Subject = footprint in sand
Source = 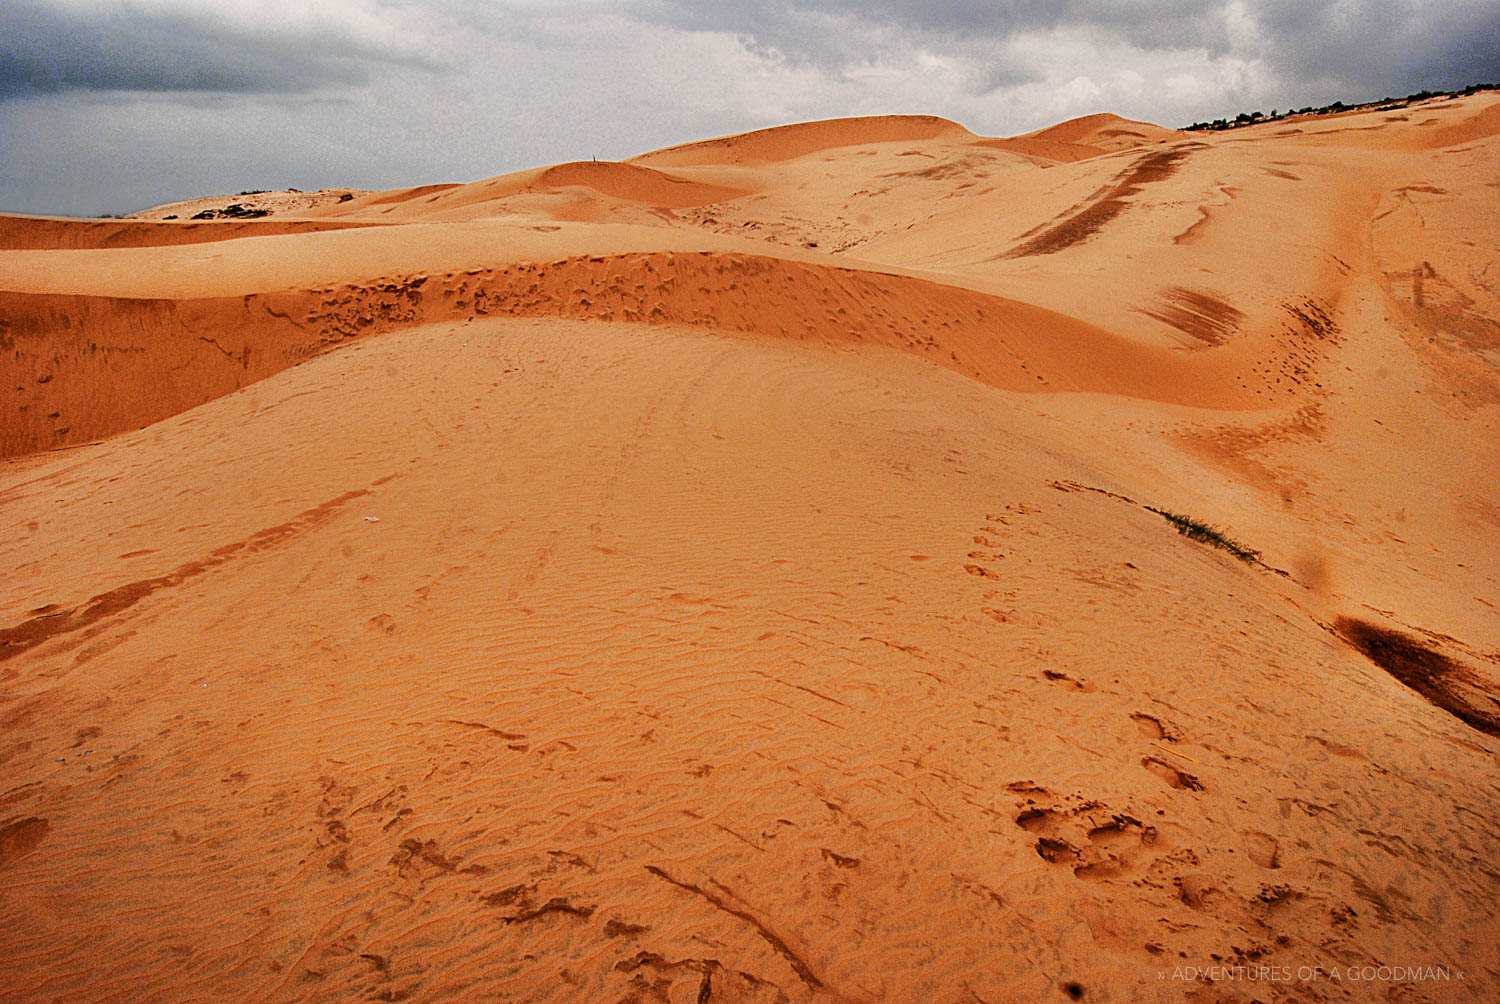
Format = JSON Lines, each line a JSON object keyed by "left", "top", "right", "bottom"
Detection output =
{"left": 1013, "top": 793, "right": 1162, "bottom": 882}
{"left": 1141, "top": 756, "right": 1204, "bottom": 791}
{"left": 1130, "top": 712, "right": 1166, "bottom": 739}
{"left": 0, "top": 817, "right": 49, "bottom": 868}
{"left": 1042, "top": 668, "right": 1095, "bottom": 693}
{"left": 1244, "top": 830, "right": 1280, "bottom": 869}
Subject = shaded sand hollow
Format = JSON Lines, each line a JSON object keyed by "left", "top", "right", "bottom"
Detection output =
{"left": 2, "top": 101, "right": 1499, "bottom": 1002}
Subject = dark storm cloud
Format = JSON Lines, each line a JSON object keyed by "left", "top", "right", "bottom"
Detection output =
{"left": 638, "top": 0, "right": 1233, "bottom": 61}
{"left": 639, "top": 0, "right": 1498, "bottom": 97}
{"left": 0, "top": 0, "right": 429, "bottom": 99}
{"left": 1252, "top": 0, "right": 1500, "bottom": 98}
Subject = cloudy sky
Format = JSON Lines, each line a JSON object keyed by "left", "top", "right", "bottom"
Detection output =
{"left": 2, "top": 0, "right": 1496, "bottom": 216}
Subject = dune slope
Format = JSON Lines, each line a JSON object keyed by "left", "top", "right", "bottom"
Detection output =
{"left": 2, "top": 94, "right": 1498, "bottom": 1003}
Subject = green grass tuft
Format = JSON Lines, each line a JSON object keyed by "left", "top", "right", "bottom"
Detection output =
{"left": 1146, "top": 508, "right": 1261, "bottom": 564}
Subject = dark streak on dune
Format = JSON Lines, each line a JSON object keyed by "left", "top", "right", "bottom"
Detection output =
{"left": 1335, "top": 617, "right": 1500, "bottom": 737}
{"left": 0, "top": 480, "right": 392, "bottom": 663}
{"left": 1137, "top": 287, "right": 1246, "bottom": 346}
{"left": 1283, "top": 299, "right": 1340, "bottom": 342}
{"left": 1002, "top": 147, "right": 1191, "bottom": 257}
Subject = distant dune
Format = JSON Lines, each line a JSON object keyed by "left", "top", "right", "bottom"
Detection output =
{"left": 0, "top": 213, "right": 380, "bottom": 251}
{"left": 2, "top": 95, "right": 1498, "bottom": 1003}
{"left": 629, "top": 113, "right": 973, "bottom": 166}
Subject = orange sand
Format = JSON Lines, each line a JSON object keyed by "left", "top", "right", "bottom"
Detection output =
{"left": 2, "top": 94, "right": 1498, "bottom": 1002}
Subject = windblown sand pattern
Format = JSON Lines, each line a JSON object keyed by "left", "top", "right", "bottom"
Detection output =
{"left": 2, "top": 96, "right": 1499, "bottom": 1002}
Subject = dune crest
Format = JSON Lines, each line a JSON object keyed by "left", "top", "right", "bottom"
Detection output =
{"left": 3, "top": 247, "right": 1319, "bottom": 456}
{"left": 630, "top": 113, "right": 972, "bottom": 166}
{"left": 1026, "top": 111, "right": 1183, "bottom": 148}
{"left": 0, "top": 214, "right": 379, "bottom": 251}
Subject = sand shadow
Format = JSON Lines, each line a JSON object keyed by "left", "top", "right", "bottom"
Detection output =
{"left": 1334, "top": 617, "right": 1500, "bottom": 738}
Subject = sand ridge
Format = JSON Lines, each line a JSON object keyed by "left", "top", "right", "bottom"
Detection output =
{"left": 0, "top": 214, "right": 383, "bottom": 251}
{"left": 628, "top": 113, "right": 974, "bottom": 167}
{"left": 2, "top": 248, "right": 1300, "bottom": 456}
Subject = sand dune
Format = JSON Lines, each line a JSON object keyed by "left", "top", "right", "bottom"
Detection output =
{"left": 2, "top": 94, "right": 1498, "bottom": 1003}
{"left": 494, "top": 162, "right": 747, "bottom": 209}
{"left": 1414, "top": 99, "right": 1500, "bottom": 149}
{"left": 630, "top": 114, "right": 973, "bottom": 166}
{"left": 1023, "top": 112, "right": 1182, "bottom": 150}
{"left": 2, "top": 249, "right": 1299, "bottom": 456}
{"left": 336, "top": 162, "right": 753, "bottom": 223}
{"left": 0, "top": 214, "right": 379, "bottom": 251}
{"left": 973, "top": 112, "right": 1184, "bottom": 164}
{"left": 128, "top": 188, "right": 373, "bottom": 223}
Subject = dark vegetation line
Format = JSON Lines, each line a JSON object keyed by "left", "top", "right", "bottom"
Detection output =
{"left": 1048, "top": 480, "right": 1268, "bottom": 568}
{"left": 1184, "top": 81, "right": 1499, "bottom": 132}
{"left": 1144, "top": 507, "right": 1262, "bottom": 564}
